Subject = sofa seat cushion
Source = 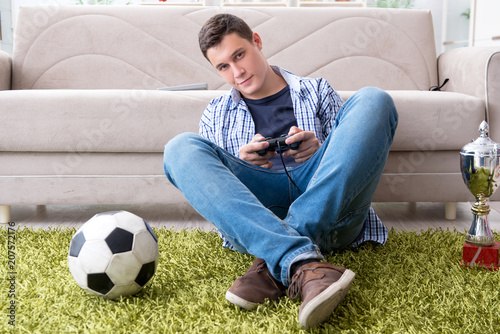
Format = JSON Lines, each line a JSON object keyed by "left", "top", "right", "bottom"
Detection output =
{"left": 0, "top": 152, "right": 164, "bottom": 177}
{"left": 1, "top": 89, "right": 484, "bottom": 153}
{"left": 0, "top": 89, "right": 222, "bottom": 153}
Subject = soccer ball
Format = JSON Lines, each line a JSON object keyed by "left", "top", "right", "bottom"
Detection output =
{"left": 68, "top": 210, "right": 159, "bottom": 299}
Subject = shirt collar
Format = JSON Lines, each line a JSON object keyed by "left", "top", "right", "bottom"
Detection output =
{"left": 229, "top": 65, "right": 302, "bottom": 105}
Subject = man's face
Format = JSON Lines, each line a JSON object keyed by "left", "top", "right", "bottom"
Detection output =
{"left": 206, "top": 32, "right": 271, "bottom": 100}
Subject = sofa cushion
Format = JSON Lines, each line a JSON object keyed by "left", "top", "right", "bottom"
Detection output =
{"left": 0, "top": 89, "right": 221, "bottom": 153}
{"left": 0, "top": 89, "right": 483, "bottom": 153}
{"left": 0, "top": 152, "right": 163, "bottom": 177}
{"left": 12, "top": 6, "right": 437, "bottom": 91}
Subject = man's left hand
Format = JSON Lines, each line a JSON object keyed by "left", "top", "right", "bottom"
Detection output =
{"left": 283, "top": 126, "right": 321, "bottom": 163}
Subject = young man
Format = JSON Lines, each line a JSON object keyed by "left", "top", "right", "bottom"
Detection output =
{"left": 163, "top": 13, "right": 398, "bottom": 329}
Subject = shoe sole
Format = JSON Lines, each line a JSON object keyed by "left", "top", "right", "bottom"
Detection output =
{"left": 298, "top": 269, "right": 356, "bottom": 330}
{"left": 225, "top": 290, "right": 258, "bottom": 310}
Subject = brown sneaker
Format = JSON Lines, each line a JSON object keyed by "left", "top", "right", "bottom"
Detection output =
{"left": 225, "top": 258, "right": 286, "bottom": 310}
{"left": 287, "top": 262, "right": 355, "bottom": 329}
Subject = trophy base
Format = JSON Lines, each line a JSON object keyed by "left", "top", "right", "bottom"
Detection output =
{"left": 464, "top": 234, "right": 496, "bottom": 247}
{"left": 461, "top": 241, "right": 500, "bottom": 270}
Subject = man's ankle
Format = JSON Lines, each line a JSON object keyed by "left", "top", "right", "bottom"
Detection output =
{"left": 290, "top": 258, "right": 320, "bottom": 277}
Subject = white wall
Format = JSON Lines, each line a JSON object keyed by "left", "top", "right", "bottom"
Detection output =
{"left": 442, "top": 0, "right": 470, "bottom": 52}
{"left": 414, "top": 0, "right": 443, "bottom": 53}
{"left": 472, "top": 0, "right": 500, "bottom": 47}
{"left": 0, "top": 0, "right": 14, "bottom": 54}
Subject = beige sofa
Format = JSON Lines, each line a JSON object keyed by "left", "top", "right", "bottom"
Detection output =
{"left": 1, "top": 5, "right": 500, "bottom": 223}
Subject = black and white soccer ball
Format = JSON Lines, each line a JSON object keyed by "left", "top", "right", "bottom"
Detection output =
{"left": 68, "top": 211, "right": 159, "bottom": 300}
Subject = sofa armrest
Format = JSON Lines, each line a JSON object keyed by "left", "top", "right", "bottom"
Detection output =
{"left": 438, "top": 47, "right": 500, "bottom": 139}
{"left": 0, "top": 50, "right": 12, "bottom": 90}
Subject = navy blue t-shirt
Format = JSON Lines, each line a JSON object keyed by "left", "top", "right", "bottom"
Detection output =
{"left": 243, "top": 86, "right": 299, "bottom": 170}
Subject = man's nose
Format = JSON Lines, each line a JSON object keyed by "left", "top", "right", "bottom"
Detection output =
{"left": 232, "top": 64, "right": 245, "bottom": 78}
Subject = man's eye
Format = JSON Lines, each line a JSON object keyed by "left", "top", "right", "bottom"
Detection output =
{"left": 236, "top": 52, "right": 244, "bottom": 59}
{"left": 219, "top": 64, "right": 228, "bottom": 71}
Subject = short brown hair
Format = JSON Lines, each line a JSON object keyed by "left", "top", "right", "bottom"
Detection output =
{"left": 198, "top": 13, "right": 254, "bottom": 60}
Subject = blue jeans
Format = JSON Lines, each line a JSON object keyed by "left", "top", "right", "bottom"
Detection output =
{"left": 163, "top": 87, "right": 398, "bottom": 285}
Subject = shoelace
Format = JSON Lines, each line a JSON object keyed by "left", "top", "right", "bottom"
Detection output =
{"left": 287, "top": 269, "right": 305, "bottom": 299}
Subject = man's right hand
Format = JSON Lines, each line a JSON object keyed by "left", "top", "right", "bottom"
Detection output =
{"left": 239, "top": 134, "right": 277, "bottom": 169}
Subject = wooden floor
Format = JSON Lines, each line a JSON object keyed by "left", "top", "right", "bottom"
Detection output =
{"left": 5, "top": 202, "right": 500, "bottom": 233}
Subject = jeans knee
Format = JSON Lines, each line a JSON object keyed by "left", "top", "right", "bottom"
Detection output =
{"left": 164, "top": 133, "right": 198, "bottom": 157}
{"left": 163, "top": 132, "right": 200, "bottom": 176}
{"left": 359, "top": 86, "right": 391, "bottom": 105}
{"left": 358, "top": 87, "right": 398, "bottom": 124}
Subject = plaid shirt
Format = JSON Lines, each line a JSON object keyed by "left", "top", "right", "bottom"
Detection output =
{"left": 199, "top": 66, "right": 388, "bottom": 249}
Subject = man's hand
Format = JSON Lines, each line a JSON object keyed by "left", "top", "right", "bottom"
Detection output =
{"left": 239, "top": 133, "right": 277, "bottom": 169}
{"left": 283, "top": 126, "right": 321, "bottom": 163}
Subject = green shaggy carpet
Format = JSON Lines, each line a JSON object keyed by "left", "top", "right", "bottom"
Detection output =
{"left": 1, "top": 226, "right": 499, "bottom": 333}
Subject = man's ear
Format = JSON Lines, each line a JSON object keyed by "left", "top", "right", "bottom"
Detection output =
{"left": 252, "top": 32, "right": 263, "bottom": 50}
